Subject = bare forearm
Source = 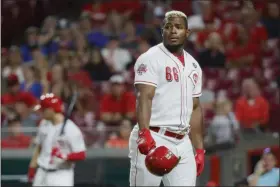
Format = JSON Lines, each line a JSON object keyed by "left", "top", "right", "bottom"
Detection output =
{"left": 137, "top": 95, "right": 152, "bottom": 130}
{"left": 29, "top": 145, "right": 41, "bottom": 168}
{"left": 190, "top": 105, "right": 204, "bottom": 149}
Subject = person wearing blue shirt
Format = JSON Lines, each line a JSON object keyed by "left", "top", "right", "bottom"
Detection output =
{"left": 248, "top": 148, "right": 279, "bottom": 186}
{"left": 20, "top": 66, "right": 43, "bottom": 99}
{"left": 20, "top": 27, "right": 48, "bottom": 63}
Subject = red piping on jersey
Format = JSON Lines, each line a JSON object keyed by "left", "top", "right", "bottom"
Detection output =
{"left": 67, "top": 151, "right": 86, "bottom": 161}
{"left": 134, "top": 81, "right": 157, "bottom": 86}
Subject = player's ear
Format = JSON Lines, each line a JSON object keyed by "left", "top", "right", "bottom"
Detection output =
{"left": 186, "top": 29, "right": 191, "bottom": 38}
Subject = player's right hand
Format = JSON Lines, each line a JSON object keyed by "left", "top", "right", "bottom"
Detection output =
{"left": 137, "top": 128, "right": 156, "bottom": 155}
{"left": 28, "top": 167, "right": 36, "bottom": 182}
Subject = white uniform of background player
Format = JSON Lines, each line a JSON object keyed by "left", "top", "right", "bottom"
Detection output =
{"left": 129, "top": 42, "right": 202, "bottom": 186}
{"left": 32, "top": 119, "right": 86, "bottom": 186}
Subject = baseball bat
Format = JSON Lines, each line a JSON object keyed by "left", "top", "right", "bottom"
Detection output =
{"left": 59, "top": 89, "right": 79, "bottom": 136}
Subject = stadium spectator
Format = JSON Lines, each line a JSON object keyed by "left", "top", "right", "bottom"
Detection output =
{"left": 38, "top": 16, "right": 57, "bottom": 57}
{"left": 105, "top": 119, "right": 132, "bottom": 149}
{"left": 120, "top": 20, "right": 139, "bottom": 54}
{"left": 2, "top": 46, "right": 24, "bottom": 83}
{"left": 20, "top": 65, "right": 43, "bottom": 99}
{"left": 81, "top": 0, "right": 107, "bottom": 25}
{"left": 101, "top": 36, "right": 132, "bottom": 73}
{"left": 20, "top": 26, "right": 48, "bottom": 63}
{"left": 79, "top": 12, "right": 109, "bottom": 48}
{"left": 104, "top": 10, "right": 124, "bottom": 37}
{"left": 1, "top": 74, "right": 36, "bottom": 109}
{"left": 200, "top": 74, "right": 215, "bottom": 111}
{"left": 83, "top": 48, "right": 113, "bottom": 81}
{"left": 67, "top": 52, "right": 92, "bottom": 86}
{"left": 71, "top": 84, "right": 99, "bottom": 140}
{"left": 226, "top": 26, "right": 261, "bottom": 67}
{"left": 247, "top": 148, "right": 279, "bottom": 186}
{"left": 261, "top": 2, "right": 280, "bottom": 39}
{"left": 49, "top": 64, "right": 68, "bottom": 98}
{"left": 39, "top": 16, "right": 57, "bottom": 44}
{"left": 50, "top": 19, "right": 74, "bottom": 56}
{"left": 235, "top": 79, "right": 269, "bottom": 132}
{"left": 189, "top": 1, "right": 221, "bottom": 46}
{"left": 209, "top": 100, "right": 239, "bottom": 145}
{"left": 1, "top": 112, "right": 32, "bottom": 149}
{"left": 14, "top": 92, "right": 38, "bottom": 128}
{"left": 198, "top": 32, "right": 226, "bottom": 68}
{"left": 100, "top": 75, "right": 136, "bottom": 125}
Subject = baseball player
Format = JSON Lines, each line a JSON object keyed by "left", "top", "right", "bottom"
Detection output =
{"left": 129, "top": 10, "right": 205, "bottom": 186}
{"left": 27, "top": 93, "right": 86, "bottom": 186}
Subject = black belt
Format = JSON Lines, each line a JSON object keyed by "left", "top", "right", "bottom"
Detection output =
{"left": 38, "top": 165, "right": 58, "bottom": 172}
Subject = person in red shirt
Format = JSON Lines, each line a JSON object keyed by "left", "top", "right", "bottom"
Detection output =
{"left": 1, "top": 112, "right": 32, "bottom": 149}
{"left": 82, "top": 0, "right": 107, "bottom": 26}
{"left": 226, "top": 26, "right": 261, "bottom": 67}
{"left": 1, "top": 74, "right": 22, "bottom": 106}
{"left": 100, "top": 75, "right": 136, "bottom": 125}
{"left": 68, "top": 52, "right": 92, "bottom": 86}
{"left": 235, "top": 78, "right": 269, "bottom": 132}
{"left": 105, "top": 119, "right": 132, "bottom": 149}
{"left": 1, "top": 74, "right": 37, "bottom": 116}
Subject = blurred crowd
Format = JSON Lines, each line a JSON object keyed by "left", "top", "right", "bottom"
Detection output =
{"left": 1, "top": 0, "right": 280, "bottom": 151}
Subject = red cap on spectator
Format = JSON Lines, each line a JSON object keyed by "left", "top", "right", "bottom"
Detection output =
{"left": 16, "top": 92, "right": 37, "bottom": 108}
{"left": 1, "top": 95, "right": 15, "bottom": 105}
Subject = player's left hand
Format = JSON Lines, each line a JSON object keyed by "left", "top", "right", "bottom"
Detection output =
{"left": 51, "top": 147, "right": 66, "bottom": 160}
{"left": 27, "top": 167, "right": 36, "bottom": 182}
{"left": 195, "top": 149, "right": 205, "bottom": 176}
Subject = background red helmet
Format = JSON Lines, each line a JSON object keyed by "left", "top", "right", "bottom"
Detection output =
{"left": 145, "top": 146, "right": 180, "bottom": 176}
{"left": 35, "top": 93, "right": 64, "bottom": 113}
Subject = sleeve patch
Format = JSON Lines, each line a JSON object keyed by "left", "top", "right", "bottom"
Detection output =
{"left": 137, "top": 64, "right": 148, "bottom": 75}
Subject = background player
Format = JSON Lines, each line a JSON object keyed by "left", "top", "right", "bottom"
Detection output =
{"left": 27, "top": 93, "right": 86, "bottom": 186}
{"left": 129, "top": 10, "right": 205, "bottom": 186}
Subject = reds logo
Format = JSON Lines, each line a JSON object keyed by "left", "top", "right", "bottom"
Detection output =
{"left": 137, "top": 64, "right": 147, "bottom": 75}
{"left": 188, "top": 70, "right": 199, "bottom": 87}
{"left": 193, "top": 73, "right": 198, "bottom": 84}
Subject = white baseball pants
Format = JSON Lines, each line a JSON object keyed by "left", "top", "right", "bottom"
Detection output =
{"left": 32, "top": 167, "right": 74, "bottom": 186}
{"left": 129, "top": 125, "right": 197, "bottom": 186}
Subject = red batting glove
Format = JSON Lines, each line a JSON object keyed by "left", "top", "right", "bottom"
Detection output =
{"left": 195, "top": 149, "right": 205, "bottom": 176}
{"left": 137, "top": 128, "right": 156, "bottom": 155}
{"left": 28, "top": 167, "right": 36, "bottom": 182}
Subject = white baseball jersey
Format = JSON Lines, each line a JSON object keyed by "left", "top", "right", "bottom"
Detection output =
{"left": 35, "top": 119, "right": 86, "bottom": 170}
{"left": 134, "top": 43, "right": 202, "bottom": 132}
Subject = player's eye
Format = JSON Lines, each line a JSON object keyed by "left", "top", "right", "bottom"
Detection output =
{"left": 164, "top": 25, "right": 172, "bottom": 29}
{"left": 175, "top": 25, "right": 184, "bottom": 29}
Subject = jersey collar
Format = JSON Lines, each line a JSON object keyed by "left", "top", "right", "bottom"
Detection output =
{"left": 157, "top": 43, "right": 187, "bottom": 69}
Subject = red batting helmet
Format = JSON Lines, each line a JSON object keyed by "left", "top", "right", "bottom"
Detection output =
{"left": 145, "top": 146, "right": 180, "bottom": 176}
{"left": 34, "top": 93, "right": 63, "bottom": 113}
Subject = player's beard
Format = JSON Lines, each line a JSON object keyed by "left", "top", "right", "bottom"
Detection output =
{"left": 165, "top": 43, "right": 184, "bottom": 54}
